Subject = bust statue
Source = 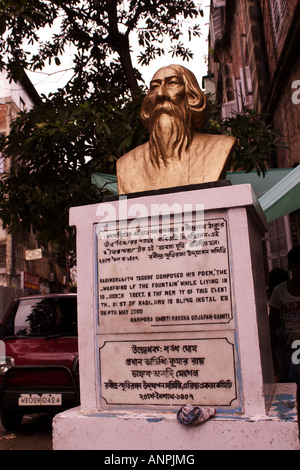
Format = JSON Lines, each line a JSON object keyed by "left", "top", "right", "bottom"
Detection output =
{"left": 116, "top": 64, "right": 236, "bottom": 194}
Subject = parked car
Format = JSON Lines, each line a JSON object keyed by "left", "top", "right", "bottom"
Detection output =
{"left": 0, "top": 293, "right": 79, "bottom": 430}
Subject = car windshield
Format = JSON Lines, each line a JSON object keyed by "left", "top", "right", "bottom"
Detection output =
{"left": 4, "top": 297, "right": 77, "bottom": 337}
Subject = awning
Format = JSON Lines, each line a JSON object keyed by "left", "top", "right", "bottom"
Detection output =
{"left": 91, "top": 172, "right": 118, "bottom": 195}
{"left": 258, "top": 165, "right": 300, "bottom": 222}
{"left": 91, "top": 167, "right": 300, "bottom": 222}
{"left": 226, "top": 168, "right": 293, "bottom": 198}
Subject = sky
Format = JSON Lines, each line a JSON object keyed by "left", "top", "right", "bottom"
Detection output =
{"left": 131, "top": 0, "right": 211, "bottom": 88}
{"left": 27, "top": 0, "right": 211, "bottom": 96}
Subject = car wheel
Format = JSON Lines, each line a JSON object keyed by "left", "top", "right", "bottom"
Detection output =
{"left": 1, "top": 410, "right": 24, "bottom": 430}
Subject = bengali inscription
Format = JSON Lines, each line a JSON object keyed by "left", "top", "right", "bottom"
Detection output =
{"left": 96, "top": 217, "right": 232, "bottom": 332}
{"left": 100, "top": 338, "right": 237, "bottom": 406}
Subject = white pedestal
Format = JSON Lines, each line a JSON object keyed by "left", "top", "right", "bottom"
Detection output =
{"left": 52, "top": 184, "right": 299, "bottom": 450}
{"left": 53, "top": 383, "right": 299, "bottom": 450}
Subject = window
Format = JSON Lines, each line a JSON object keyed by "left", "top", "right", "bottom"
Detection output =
{"left": 265, "top": 216, "right": 292, "bottom": 272}
{"left": 0, "top": 132, "right": 5, "bottom": 173}
{"left": 11, "top": 297, "right": 77, "bottom": 337}
{"left": 213, "top": 0, "right": 225, "bottom": 7}
{"left": 280, "top": 0, "right": 287, "bottom": 16}
{"left": 0, "top": 155, "right": 4, "bottom": 173}
{"left": 210, "top": 8, "right": 224, "bottom": 49}
{"left": 19, "top": 97, "right": 25, "bottom": 111}
{"left": 0, "top": 244, "right": 6, "bottom": 269}
{"left": 270, "top": 0, "right": 287, "bottom": 36}
{"left": 239, "top": 66, "right": 253, "bottom": 109}
{"left": 221, "top": 101, "right": 237, "bottom": 119}
{"left": 15, "top": 245, "right": 24, "bottom": 272}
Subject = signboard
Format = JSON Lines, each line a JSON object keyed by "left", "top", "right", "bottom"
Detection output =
{"left": 23, "top": 271, "right": 40, "bottom": 292}
{"left": 97, "top": 217, "right": 232, "bottom": 333}
{"left": 100, "top": 337, "right": 237, "bottom": 407}
{"left": 25, "top": 248, "right": 42, "bottom": 260}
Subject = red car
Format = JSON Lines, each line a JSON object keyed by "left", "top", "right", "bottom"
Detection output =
{"left": 0, "top": 294, "right": 79, "bottom": 430}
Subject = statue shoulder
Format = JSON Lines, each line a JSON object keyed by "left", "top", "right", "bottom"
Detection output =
{"left": 193, "top": 132, "right": 236, "bottom": 149}
{"left": 188, "top": 132, "right": 236, "bottom": 184}
{"left": 191, "top": 132, "right": 236, "bottom": 161}
{"left": 117, "top": 141, "right": 150, "bottom": 168}
{"left": 116, "top": 141, "right": 150, "bottom": 194}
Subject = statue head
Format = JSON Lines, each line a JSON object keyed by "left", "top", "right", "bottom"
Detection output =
{"left": 140, "top": 64, "right": 210, "bottom": 168}
{"left": 141, "top": 64, "right": 209, "bottom": 131}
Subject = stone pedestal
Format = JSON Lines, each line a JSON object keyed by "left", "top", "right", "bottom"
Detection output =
{"left": 52, "top": 183, "right": 299, "bottom": 450}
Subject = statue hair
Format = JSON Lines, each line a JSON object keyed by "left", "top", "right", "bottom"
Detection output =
{"left": 140, "top": 64, "right": 210, "bottom": 131}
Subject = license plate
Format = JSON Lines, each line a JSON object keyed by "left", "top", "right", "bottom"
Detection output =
{"left": 18, "top": 393, "right": 62, "bottom": 406}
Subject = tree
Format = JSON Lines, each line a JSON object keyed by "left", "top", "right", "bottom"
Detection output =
{"left": 0, "top": 1, "right": 287, "bottom": 265}
{"left": 0, "top": 0, "right": 204, "bottom": 259}
{"left": 0, "top": 88, "right": 148, "bottom": 252}
{"left": 205, "top": 105, "right": 287, "bottom": 177}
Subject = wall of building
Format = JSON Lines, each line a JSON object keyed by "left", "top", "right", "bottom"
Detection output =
{"left": 272, "top": 53, "right": 300, "bottom": 168}
{"left": 0, "top": 71, "right": 37, "bottom": 111}
{"left": 0, "top": 73, "right": 68, "bottom": 293}
{"left": 260, "top": 0, "right": 298, "bottom": 78}
{"left": 209, "top": 0, "right": 300, "bottom": 167}
{"left": 208, "top": 0, "right": 300, "bottom": 268}
{"left": 259, "top": 0, "right": 300, "bottom": 168}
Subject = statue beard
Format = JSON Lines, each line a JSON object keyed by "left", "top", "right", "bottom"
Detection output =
{"left": 148, "top": 99, "right": 193, "bottom": 169}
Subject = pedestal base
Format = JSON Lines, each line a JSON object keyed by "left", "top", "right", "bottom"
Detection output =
{"left": 52, "top": 383, "right": 299, "bottom": 450}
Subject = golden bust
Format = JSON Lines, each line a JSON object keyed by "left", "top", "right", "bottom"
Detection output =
{"left": 117, "top": 64, "right": 236, "bottom": 194}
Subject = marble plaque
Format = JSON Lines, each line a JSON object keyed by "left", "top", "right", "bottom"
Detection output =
{"left": 96, "top": 216, "right": 232, "bottom": 333}
{"left": 100, "top": 336, "right": 237, "bottom": 407}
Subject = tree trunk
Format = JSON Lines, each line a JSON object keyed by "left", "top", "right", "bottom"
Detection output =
{"left": 118, "top": 39, "right": 140, "bottom": 95}
{"left": 108, "top": 31, "right": 140, "bottom": 96}
{"left": 105, "top": 0, "right": 140, "bottom": 96}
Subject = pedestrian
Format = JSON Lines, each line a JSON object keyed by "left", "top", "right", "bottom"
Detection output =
{"left": 268, "top": 267, "right": 289, "bottom": 381}
{"left": 269, "top": 246, "right": 300, "bottom": 388}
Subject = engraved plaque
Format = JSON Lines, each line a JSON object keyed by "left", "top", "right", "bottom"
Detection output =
{"left": 96, "top": 216, "right": 232, "bottom": 334}
{"left": 100, "top": 337, "right": 237, "bottom": 407}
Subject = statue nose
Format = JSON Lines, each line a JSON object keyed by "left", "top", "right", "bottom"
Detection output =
{"left": 156, "top": 84, "right": 170, "bottom": 101}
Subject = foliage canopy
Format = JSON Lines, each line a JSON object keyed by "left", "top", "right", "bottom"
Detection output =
{"left": 0, "top": 0, "right": 203, "bottom": 94}
{"left": 0, "top": 1, "right": 287, "bottom": 261}
{"left": 0, "top": 0, "right": 204, "bottom": 257}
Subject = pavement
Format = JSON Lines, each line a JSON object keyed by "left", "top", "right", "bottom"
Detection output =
{"left": 0, "top": 413, "right": 53, "bottom": 450}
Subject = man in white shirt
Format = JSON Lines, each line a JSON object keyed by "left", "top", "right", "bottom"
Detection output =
{"left": 269, "top": 246, "right": 300, "bottom": 382}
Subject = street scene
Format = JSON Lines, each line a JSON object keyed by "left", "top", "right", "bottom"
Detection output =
{"left": 0, "top": 0, "right": 300, "bottom": 451}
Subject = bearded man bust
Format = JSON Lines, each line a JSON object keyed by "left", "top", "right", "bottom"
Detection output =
{"left": 116, "top": 64, "right": 236, "bottom": 195}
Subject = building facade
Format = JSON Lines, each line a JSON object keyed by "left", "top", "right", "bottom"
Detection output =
{"left": 0, "top": 71, "right": 67, "bottom": 295}
{"left": 208, "top": 0, "right": 300, "bottom": 272}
